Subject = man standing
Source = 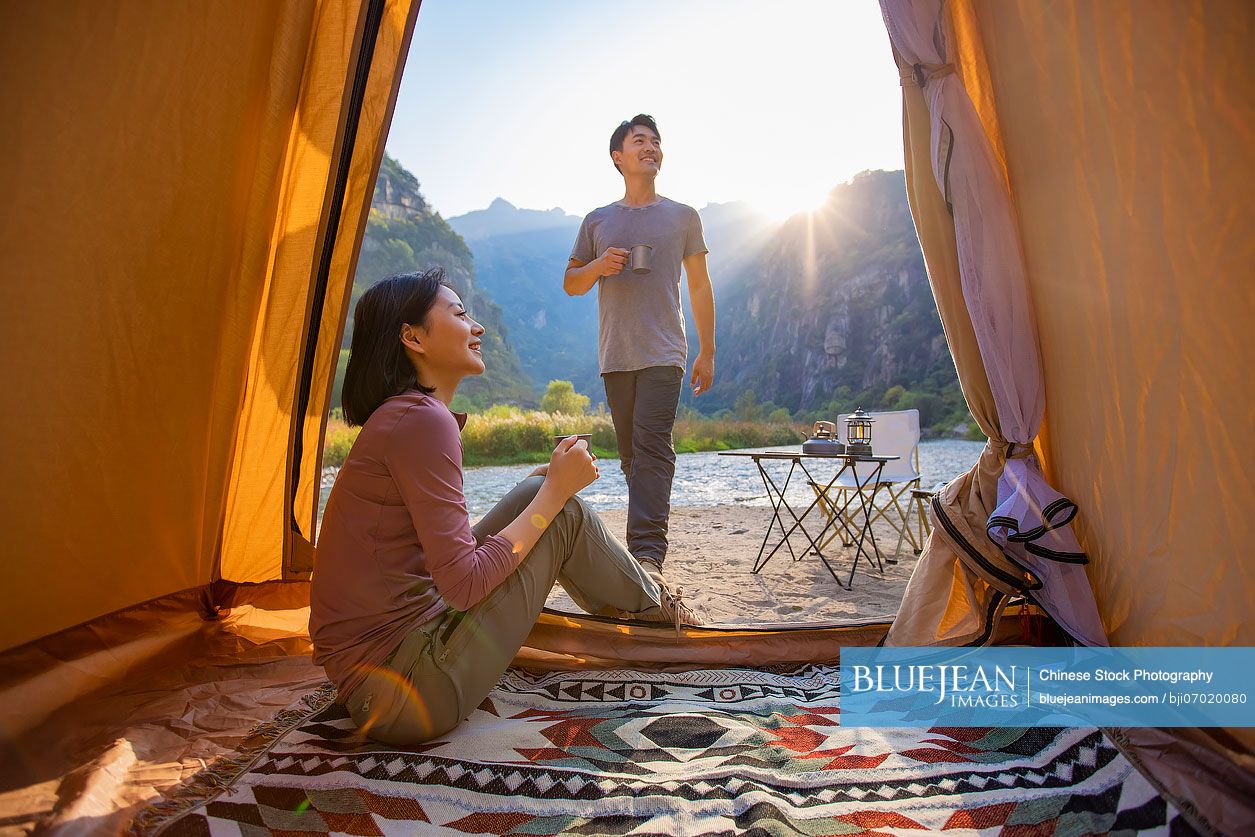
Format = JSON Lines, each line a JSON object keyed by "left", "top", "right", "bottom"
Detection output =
{"left": 564, "top": 114, "right": 716, "bottom": 586}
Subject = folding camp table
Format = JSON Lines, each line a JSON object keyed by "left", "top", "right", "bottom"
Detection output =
{"left": 718, "top": 450, "right": 899, "bottom": 590}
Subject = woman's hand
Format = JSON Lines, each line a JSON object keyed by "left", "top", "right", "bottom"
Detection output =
{"left": 492, "top": 439, "right": 598, "bottom": 567}
{"left": 543, "top": 435, "right": 599, "bottom": 499}
{"left": 528, "top": 463, "right": 549, "bottom": 477}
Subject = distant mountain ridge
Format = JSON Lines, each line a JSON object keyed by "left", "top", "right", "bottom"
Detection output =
{"left": 449, "top": 198, "right": 580, "bottom": 241}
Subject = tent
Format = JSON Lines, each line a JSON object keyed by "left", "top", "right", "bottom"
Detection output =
{"left": 1, "top": 0, "right": 1251, "bottom": 832}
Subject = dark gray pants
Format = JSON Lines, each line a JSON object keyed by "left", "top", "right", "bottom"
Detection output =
{"left": 602, "top": 365, "right": 683, "bottom": 566}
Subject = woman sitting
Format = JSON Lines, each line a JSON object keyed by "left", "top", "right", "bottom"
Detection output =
{"left": 310, "top": 268, "right": 699, "bottom": 745}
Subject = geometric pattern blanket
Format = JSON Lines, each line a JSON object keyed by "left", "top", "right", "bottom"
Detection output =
{"left": 134, "top": 666, "right": 1195, "bottom": 836}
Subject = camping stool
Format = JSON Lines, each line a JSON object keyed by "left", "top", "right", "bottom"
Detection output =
{"left": 910, "top": 487, "right": 935, "bottom": 540}
{"left": 891, "top": 487, "right": 936, "bottom": 560}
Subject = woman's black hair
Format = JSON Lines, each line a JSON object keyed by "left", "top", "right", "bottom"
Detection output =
{"left": 341, "top": 268, "right": 447, "bottom": 426}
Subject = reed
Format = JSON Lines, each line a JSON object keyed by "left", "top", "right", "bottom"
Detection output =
{"left": 321, "top": 409, "right": 806, "bottom": 468}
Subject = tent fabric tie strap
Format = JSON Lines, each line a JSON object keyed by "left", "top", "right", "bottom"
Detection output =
{"left": 902, "top": 62, "right": 955, "bottom": 88}
{"left": 991, "top": 439, "right": 1036, "bottom": 461}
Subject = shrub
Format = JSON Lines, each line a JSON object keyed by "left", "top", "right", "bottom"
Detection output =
{"left": 540, "top": 380, "right": 590, "bottom": 415}
{"left": 322, "top": 419, "right": 359, "bottom": 468}
{"left": 461, "top": 410, "right": 616, "bottom": 465}
{"left": 896, "top": 390, "right": 944, "bottom": 426}
{"left": 322, "top": 408, "right": 808, "bottom": 468}
{"left": 482, "top": 403, "right": 521, "bottom": 419}
{"left": 590, "top": 423, "right": 619, "bottom": 452}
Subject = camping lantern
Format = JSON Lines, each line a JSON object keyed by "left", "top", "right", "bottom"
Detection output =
{"left": 846, "top": 409, "right": 874, "bottom": 455}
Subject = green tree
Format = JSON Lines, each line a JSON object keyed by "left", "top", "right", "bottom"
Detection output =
{"left": 734, "top": 389, "right": 764, "bottom": 422}
{"left": 541, "top": 380, "right": 590, "bottom": 415}
{"left": 767, "top": 407, "right": 793, "bottom": 424}
{"left": 896, "top": 390, "right": 944, "bottom": 426}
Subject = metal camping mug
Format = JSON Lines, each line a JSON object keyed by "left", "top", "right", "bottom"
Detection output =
{"left": 628, "top": 244, "right": 653, "bottom": 275}
{"left": 553, "top": 433, "right": 593, "bottom": 449}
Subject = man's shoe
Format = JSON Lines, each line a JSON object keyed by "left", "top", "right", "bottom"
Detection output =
{"left": 636, "top": 555, "right": 665, "bottom": 586}
{"left": 630, "top": 556, "right": 703, "bottom": 633}
{"left": 656, "top": 584, "right": 703, "bottom": 634}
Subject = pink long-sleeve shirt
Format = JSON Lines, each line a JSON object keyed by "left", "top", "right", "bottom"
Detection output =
{"left": 310, "top": 390, "right": 516, "bottom": 697}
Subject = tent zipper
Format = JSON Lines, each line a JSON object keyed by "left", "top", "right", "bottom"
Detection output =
{"left": 287, "top": 0, "right": 388, "bottom": 546}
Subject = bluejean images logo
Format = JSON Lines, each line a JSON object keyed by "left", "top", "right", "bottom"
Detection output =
{"left": 851, "top": 662, "right": 1022, "bottom": 709}
{"left": 841, "top": 647, "right": 1255, "bottom": 728}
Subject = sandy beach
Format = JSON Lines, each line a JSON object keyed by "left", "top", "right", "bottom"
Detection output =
{"left": 544, "top": 504, "right": 924, "bottom": 627}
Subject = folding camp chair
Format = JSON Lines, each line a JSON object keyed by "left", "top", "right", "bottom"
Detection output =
{"left": 809, "top": 409, "right": 931, "bottom": 560}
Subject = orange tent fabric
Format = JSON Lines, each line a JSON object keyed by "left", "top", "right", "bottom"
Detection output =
{"left": 0, "top": 0, "right": 418, "bottom": 651}
{"left": 888, "top": 0, "right": 1254, "bottom": 653}
{"left": 955, "top": 0, "right": 1254, "bottom": 648}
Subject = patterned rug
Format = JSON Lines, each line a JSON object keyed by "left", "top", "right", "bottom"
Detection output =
{"left": 135, "top": 666, "right": 1195, "bottom": 836}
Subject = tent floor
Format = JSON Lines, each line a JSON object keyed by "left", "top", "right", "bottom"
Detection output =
{"left": 0, "top": 606, "right": 323, "bottom": 834}
{"left": 1, "top": 605, "right": 1251, "bottom": 835}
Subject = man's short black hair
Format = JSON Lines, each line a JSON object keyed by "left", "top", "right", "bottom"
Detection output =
{"left": 609, "top": 114, "right": 660, "bottom": 173}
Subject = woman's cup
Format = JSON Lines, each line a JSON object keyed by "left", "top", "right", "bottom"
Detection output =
{"left": 553, "top": 433, "right": 592, "bottom": 450}
{"left": 629, "top": 244, "right": 653, "bottom": 275}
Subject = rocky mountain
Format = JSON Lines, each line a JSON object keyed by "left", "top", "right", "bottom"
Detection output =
{"left": 692, "top": 200, "right": 779, "bottom": 281}
{"left": 702, "top": 170, "right": 967, "bottom": 433}
{"left": 334, "top": 155, "right": 533, "bottom": 411}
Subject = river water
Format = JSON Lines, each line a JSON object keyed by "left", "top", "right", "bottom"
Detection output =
{"left": 320, "top": 439, "right": 983, "bottom": 519}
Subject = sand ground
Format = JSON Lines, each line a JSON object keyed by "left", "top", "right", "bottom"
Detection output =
{"left": 544, "top": 504, "right": 927, "bottom": 627}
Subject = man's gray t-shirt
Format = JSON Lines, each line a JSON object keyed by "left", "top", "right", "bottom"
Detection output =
{"left": 570, "top": 197, "right": 707, "bottom": 374}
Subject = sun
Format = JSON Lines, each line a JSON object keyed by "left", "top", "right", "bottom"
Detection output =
{"left": 750, "top": 181, "right": 835, "bottom": 223}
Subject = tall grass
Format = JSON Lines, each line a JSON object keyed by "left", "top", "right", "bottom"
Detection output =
{"left": 322, "top": 409, "right": 806, "bottom": 468}
{"left": 672, "top": 418, "right": 804, "bottom": 454}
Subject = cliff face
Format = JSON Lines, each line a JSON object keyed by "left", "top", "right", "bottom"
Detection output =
{"left": 337, "top": 155, "right": 533, "bottom": 410}
{"left": 702, "top": 171, "right": 964, "bottom": 430}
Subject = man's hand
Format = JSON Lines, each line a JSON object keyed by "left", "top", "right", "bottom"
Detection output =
{"left": 690, "top": 350, "right": 714, "bottom": 396}
{"left": 564, "top": 248, "right": 629, "bottom": 296}
{"left": 683, "top": 252, "right": 716, "bottom": 396}
{"left": 528, "top": 463, "right": 549, "bottom": 478}
{"left": 596, "top": 247, "right": 629, "bottom": 277}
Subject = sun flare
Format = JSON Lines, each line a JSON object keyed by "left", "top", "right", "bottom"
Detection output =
{"left": 750, "top": 182, "right": 834, "bottom": 223}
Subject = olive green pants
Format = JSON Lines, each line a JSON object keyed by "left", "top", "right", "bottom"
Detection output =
{"left": 343, "top": 476, "right": 662, "bottom": 745}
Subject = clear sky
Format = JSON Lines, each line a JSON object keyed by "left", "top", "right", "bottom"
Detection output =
{"left": 386, "top": 0, "right": 905, "bottom": 220}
